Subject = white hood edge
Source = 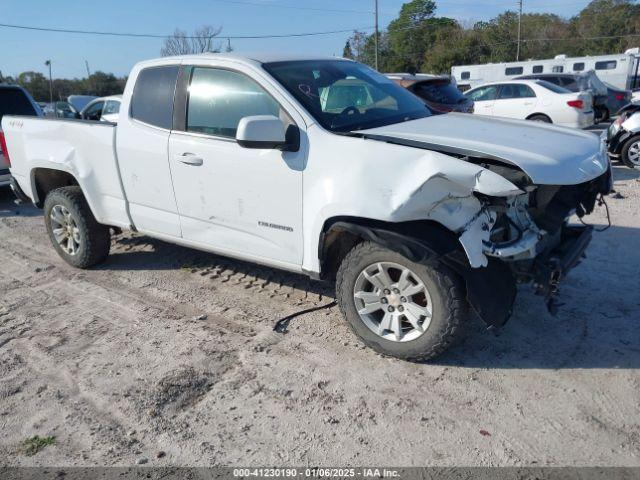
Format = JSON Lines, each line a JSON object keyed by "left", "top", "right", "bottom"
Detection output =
{"left": 358, "top": 113, "right": 609, "bottom": 186}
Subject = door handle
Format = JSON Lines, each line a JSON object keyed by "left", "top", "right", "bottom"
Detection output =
{"left": 175, "top": 152, "right": 203, "bottom": 166}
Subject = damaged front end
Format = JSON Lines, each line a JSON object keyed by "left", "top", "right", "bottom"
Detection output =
{"left": 351, "top": 120, "right": 612, "bottom": 331}
{"left": 462, "top": 158, "right": 612, "bottom": 322}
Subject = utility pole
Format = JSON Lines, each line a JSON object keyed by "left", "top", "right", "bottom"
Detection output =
{"left": 516, "top": 0, "right": 523, "bottom": 61}
{"left": 85, "top": 60, "right": 91, "bottom": 77}
{"left": 374, "top": 0, "right": 379, "bottom": 70}
{"left": 45, "top": 60, "right": 53, "bottom": 104}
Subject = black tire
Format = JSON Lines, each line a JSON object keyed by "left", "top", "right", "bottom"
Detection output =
{"left": 527, "top": 114, "right": 552, "bottom": 123}
{"left": 594, "top": 105, "right": 607, "bottom": 124}
{"left": 335, "top": 242, "right": 468, "bottom": 362}
{"left": 620, "top": 135, "right": 640, "bottom": 169}
{"left": 600, "top": 107, "right": 610, "bottom": 123}
{"left": 43, "top": 186, "right": 111, "bottom": 268}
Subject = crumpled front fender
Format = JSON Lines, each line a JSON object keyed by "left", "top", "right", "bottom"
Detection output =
{"left": 321, "top": 220, "right": 516, "bottom": 329}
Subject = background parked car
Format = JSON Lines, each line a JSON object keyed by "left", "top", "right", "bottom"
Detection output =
{"left": 41, "top": 101, "right": 80, "bottom": 119}
{"left": 606, "top": 102, "right": 640, "bottom": 168}
{"left": 386, "top": 74, "right": 474, "bottom": 113}
{"left": 464, "top": 79, "right": 594, "bottom": 128}
{"left": 0, "top": 85, "right": 42, "bottom": 187}
{"left": 67, "top": 95, "right": 98, "bottom": 113}
{"left": 516, "top": 71, "right": 609, "bottom": 121}
{"left": 80, "top": 95, "right": 121, "bottom": 122}
{"left": 603, "top": 82, "right": 632, "bottom": 117}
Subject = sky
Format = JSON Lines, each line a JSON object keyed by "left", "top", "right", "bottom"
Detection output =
{"left": 0, "top": 0, "right": 598, "bottom": 79}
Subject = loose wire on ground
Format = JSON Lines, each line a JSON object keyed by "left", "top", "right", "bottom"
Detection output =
{"left": 579, "top": 194, "right": 611, "bottom": 232}
{"left": 273, "top": 301, "right": 338, "bottom": 334}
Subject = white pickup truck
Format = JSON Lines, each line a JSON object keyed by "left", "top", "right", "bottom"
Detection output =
{"left": 1, "top": 54, "right": 612, "bottom": 361}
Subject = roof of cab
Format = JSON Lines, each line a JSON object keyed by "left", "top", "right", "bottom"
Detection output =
{"left": 135, "top": 52, "right": 351, "bottom": 69}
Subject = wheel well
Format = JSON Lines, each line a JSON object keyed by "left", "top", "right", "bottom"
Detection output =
{"left": 526, "top": 113, "right": 552, "bottom": 122}
{"left": 318, "top": 216, "right": 458, "bottom": 281}
{"left": 32, "top": 168, "right": 79, "bottom": 207}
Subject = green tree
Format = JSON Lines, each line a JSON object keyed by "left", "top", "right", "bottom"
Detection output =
{"left": 343, "top": 40, "right": 354, "bottom": 60}
{"left": 386, "top": 0, "right": 438, "bottom": 71}
{"left": 569, "top": 0, "right": 640, "bottom": 55}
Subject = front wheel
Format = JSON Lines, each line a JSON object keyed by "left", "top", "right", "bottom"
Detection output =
{"left": 336, "top": 242, "right": 468, "bottom": 361}
{"left": 621, "top": 135, "right": 640, "bottom": 168}
{"left": 44, "top": 186, "right": 111, "bottom": 268}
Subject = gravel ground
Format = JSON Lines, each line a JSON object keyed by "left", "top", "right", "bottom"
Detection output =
{"left": 0, "top": 163, "right": 639, "bottom": 467}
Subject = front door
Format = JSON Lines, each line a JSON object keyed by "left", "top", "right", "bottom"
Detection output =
{"left": 168, "top": 66, "right": 305, "bottom": 267}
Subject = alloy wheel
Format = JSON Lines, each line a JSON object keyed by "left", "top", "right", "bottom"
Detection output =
{"left": 50, "top": 205, "right": 81, "bottom": 256}
{"left": 353, "top": 262, "right": 433, "bottom": 342}
{"left": 627, "top": 140, "right": 640, "bottom": 166}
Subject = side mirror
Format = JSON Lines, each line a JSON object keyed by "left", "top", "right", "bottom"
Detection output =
{"left": 236, "top": 115, "right": 287, "bottom": 150}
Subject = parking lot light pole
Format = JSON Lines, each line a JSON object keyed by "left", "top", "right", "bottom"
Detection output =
{"left": 45, "top": 60, "right": 53, "bottom": 104}
{"left": 516, "top": 0, "right": 523, "bottom": 61}
{"left": 374, "top": 0, "right": 379, "bottom": 70}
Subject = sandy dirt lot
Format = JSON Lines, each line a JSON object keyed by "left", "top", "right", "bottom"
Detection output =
{"left": 0, "top": 163, "right": 639, "bottom": 467}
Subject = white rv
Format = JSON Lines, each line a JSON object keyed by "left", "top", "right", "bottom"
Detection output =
{"left": 452, "top": 48, "right": 640, "bottom": 91}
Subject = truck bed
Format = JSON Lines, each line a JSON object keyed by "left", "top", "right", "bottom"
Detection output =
{"left": 1, "top": 116, "right": 130, "bottom": 228}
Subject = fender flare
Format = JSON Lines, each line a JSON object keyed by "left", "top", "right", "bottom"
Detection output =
{"left": 321, "top": 219, "right": 516, "bottom": 329}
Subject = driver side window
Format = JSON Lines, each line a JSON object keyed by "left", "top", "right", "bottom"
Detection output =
{"left": 186, "top": 67, "right": 282, "bottom": 138}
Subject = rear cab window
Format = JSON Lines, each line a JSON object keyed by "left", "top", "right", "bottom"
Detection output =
{"left": 130, "top": 65, "right": 179, "bottom": 129}
{"left": 0, "top": 88, "right": 38, "bottom": 123}
{"left": 535, "top": 80, "right": 571, "bottom": 94}
{"left": 413, "top": 80, "right": 466, "bottom": 104}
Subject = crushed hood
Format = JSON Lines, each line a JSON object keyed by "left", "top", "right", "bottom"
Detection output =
{"left": 357, "top": 113, "right": 608, "bottom": 185}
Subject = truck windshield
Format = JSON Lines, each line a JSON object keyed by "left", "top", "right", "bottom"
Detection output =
{"left": 263, "top": 60, "right": 431, "bottom": 132}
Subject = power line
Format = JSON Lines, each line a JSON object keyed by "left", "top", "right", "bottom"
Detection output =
{"left": 210, "top": 0, "right": 376, "bottom": 14}
{"left": 0, "top": 22, "right": 373, "bottom": 39}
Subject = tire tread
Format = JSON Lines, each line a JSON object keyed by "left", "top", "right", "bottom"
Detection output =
{"left": 44, "top": 186, "right": 111, "bottom": 268}
{"left": 336, "top": 241, "right": 467, "bottom": 362}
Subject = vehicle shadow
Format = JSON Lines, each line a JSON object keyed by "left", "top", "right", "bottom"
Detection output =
{"left": 104, "top": 224, "right": 639, "bottom": 370}
{"left": 102, "top": 235, "right": 335, "bottom": 298}
{"left": 0, "top": 186, "right": 41, "bottom": 218}
{"left": 433, "top": 222, "right": 640, "bottom": 369}
{"left": 611, "top": 164, "right": 640, "bottom": 181}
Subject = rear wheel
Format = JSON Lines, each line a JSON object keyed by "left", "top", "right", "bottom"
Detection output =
{"left": 621, "top": 135, "right": 640, "bottom": 168}
{"left": 44, "top": 186, "right": 111, "bottom": 268}
{"left": 336, "top": 242, "right": 468, "bottom": 362}
{"left": 527, "top": 114, "right": 552, "bottom": 123}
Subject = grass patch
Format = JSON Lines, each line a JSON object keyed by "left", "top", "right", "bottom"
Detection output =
{"left": 22, "top": 435, "right": 56, "bottom": 456}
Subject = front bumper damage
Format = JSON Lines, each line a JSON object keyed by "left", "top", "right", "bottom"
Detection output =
{"left": 531, "top": 225, "right": 592, "bottom": 301}
{"left": 468, "top": 165, "right": 611, "bottom": 325}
